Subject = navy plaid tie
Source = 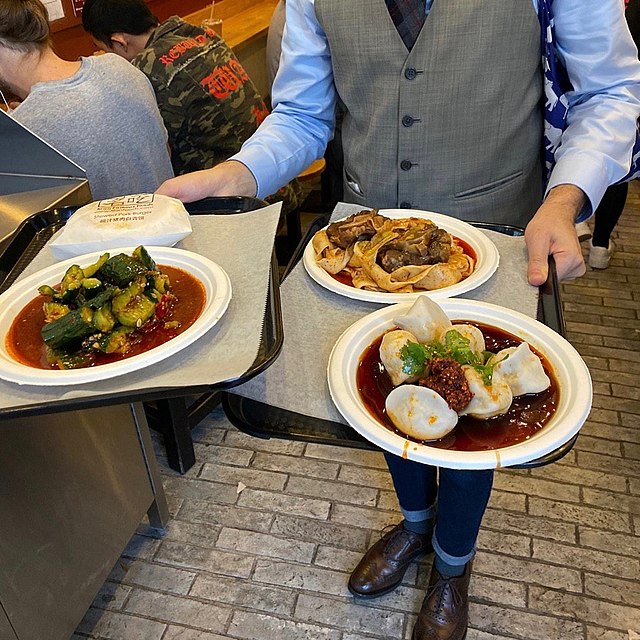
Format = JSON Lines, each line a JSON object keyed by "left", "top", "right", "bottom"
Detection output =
{"left": 386, "top": 0, "right": 426, "bottom": 50}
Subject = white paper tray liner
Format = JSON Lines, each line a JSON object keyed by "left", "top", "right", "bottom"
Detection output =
{"left": 0, "top": 203, "right": 280, "bottom": 410}
{"left": 232, "top": 203, "right": 539, "bottom": 424}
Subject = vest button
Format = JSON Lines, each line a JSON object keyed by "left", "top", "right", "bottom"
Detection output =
{"left": 405, "top": 67, "right": 417, "bottom": 80}
{"left": 402, "top": 115, "right": 414, "bottom": 127}
{"left": 400, "top": 201, "right": 412, "bottom": 208}
{"left": 400, "top": 160, "right": 412, "bottom": 171}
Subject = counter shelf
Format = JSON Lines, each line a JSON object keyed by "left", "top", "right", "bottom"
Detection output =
{"left": 222, "top": 219, "right": 578, "bottom": 470}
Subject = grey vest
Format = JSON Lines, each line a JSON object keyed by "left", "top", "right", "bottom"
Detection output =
{"left": 315, "top": 0, "right": 543, "bottom": 227}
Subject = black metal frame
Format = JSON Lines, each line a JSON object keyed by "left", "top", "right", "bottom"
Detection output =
{"left": 222, "top": 219, "right": 577, "bottom": 470}
{"left": 0, "top": 198, "right": 285, "bottom": 473}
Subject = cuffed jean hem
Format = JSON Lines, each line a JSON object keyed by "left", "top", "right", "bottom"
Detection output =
{"left": 400, "top": 503, "right": 437, "bottom": 523}
{"left": 432, "top": 532, "right": 475, "bottom": 566}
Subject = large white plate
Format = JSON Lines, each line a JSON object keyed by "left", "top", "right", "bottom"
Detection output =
{"left": 328, "top": 299, "right": 592, "bottom": 469}
{"left": 303, "top": 209, "right": 499, "bottom": 303}
{"left": 0, "top": 246, "right": 232, "bottom": 386}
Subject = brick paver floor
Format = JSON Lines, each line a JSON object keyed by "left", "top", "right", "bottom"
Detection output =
{"left": 74, "top": 186, "right": 640, "bottom": 640}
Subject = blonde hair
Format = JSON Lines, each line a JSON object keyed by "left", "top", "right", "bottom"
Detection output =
{"left": 0, "top": 0, "right": 51, "bottom": 52}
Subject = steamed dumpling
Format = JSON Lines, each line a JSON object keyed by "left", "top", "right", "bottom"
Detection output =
{"left": 489, "top": 343, "right": 550, "bottom": 396}
{"left": 459, "top": 366, "right": 512, "bottom": 419}
{"left": 394, "top": 295, "right": 452, "bottom": 344}
{"left": 441, "top": 324, "right": 485, "bottom": 355}
{"left": 385, "top": 385, "right": 458, "bottom": 440}
{"left": 380, "top": 330, "right": 421, "bottom": 386}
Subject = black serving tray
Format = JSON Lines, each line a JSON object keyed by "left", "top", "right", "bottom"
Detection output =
{"left": 222, "top": 219, "right": 575, "bottom": 470}
{"left": 0, "top": 197, "right": 284, "bottom": 419}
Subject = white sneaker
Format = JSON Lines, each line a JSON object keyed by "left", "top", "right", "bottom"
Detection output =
{"left": 575, "top": 221, "right": 592, "bottom": 242}
{"left": 588, "top": 239, "right": 614, "bottom": 269}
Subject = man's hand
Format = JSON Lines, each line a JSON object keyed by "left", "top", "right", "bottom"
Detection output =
{"left": 525, "top": 185, "right": 587, "bottom": 286}
{"left": 156, "top": 160, "right": 258, "bottom": 202}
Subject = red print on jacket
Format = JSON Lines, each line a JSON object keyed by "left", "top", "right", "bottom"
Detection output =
{"left": 200, "top": 60, "right": 250, "bottom": 99}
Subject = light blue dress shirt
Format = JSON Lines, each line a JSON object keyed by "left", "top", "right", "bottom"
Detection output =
{"left": 233, "top": 0, "right": 640, "bottom": 213}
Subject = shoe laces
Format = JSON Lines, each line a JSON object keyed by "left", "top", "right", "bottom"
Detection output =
{"left": 426, "top": 574, "right": 463, "bottom": 616}
{"left": 380, "top": 526, "right": 419, "bottom": 559}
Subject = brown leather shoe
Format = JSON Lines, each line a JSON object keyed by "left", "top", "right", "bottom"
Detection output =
{"left": 348, "top": 523, "right": 432, "bottom": 597}
{"left": 412, "top": 562, "right": 471, "bottom": 640}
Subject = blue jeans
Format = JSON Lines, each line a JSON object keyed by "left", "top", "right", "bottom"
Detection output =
{"left": 384, "top": 452, "right": 494, "bottom": 566}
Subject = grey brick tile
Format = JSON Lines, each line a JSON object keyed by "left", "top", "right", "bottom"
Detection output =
{"left": 592, "top": 394, "right": 640, "bottom": 416}
{"left": 304, "top": 443, "right": 388, "bottom": 468}
{"left": 251, "top": 451, "right": 339, "bottom": 479}
{"left": 486, "top": 488, "right": 527, "bottom": 512}
{"left": 313, "top": 545, "right": 370, "bottom": 574}
{"left": 464, "top": 630, "right": 517, "bottom": 640}
{"left": 76, "top": 608, "right": 166, "bottom": 639}
{"left": 120, "top": 560, "right": 196, "bottom": 595}
{"left": 582, "top": 486, "right": 640, "bottom": 515}
{"left": 532, "top": 539, "right": 640, "bottom": 580}
{"left": 193, "top": 443, "right": 254, "bottom": 466}
{"left": 270, "top": 514, "right": 370, "bottom": 551}
{"left": 252, "top": 558, "right": 350, "bottom": 597}
{"left": 585, "top": 628, "right": 630, "bottom": 640}
{"left": 156, "top": 540, "right": 254, "bottom": 578}
{"left": 470, "top": 575, "right": 527, "bottom": 608}
{"left": 468, "top": 602, "right": 583, "bottom": 640}
{"left": 581, "top": 420, "right": 640, "bottom": 445}
{"left": 124, "top": 590, "right": 231, "bottom": 633}
{"left": 122, "top": 534, "right": 163, "bottom": 561}
{"left": 162, "top": 627, "right": 229, "bottom": 640}
{"left": 576, "top": 450, "right": 640, "bottom": 478}
{"left": 190, "top": 574, "right": 296, "bottom": 615}
{"left": 493, "top": 471, "right": 581, "bottom": 502}
{"left": 162, "top": 520, "right": 220, "bottom": 548}
{"left": 237, "top": 488, "right": 331, "bottom": 520}
{"left": 90, "top": 580, "right": 132, "bottom": 611}
{"left": 482, "top": 509, "right": 577, "bottom": 544}
{"left": 216, "top": 527, "right": 315, "bottom": 562}
{"left": 528, "top": 496, "right": 632, "bottom": 532}
{"left": 529, "top": 586, "right": 640, "bottom": 631}
{"left": 337, "top": 465, "right": 394, "bottom": 489}
{"left": 533, "top": 463, "right": 628, "bottom": 493}
{"left": 377, "top": 490, "right": 401, "bottom": 511}
{"left": 176, "top": 500, "right": 273, "bottom": 533}
{"left": 624, "top": 442, "right": 640, "bottom": 459}
{"left": 578, "top": 527, "right": 640, "bottom": 557}
{"left": 229, "top": 610, "right": 341, "bottom": 640}
{"left": 573, "top": 434, "right": 624, "bottom": 456}
{"left": 621, "top": 410, "right": 640, "bottom": 427}
{"left": 472, "top": 552, "right": 582, "bottom": 591}
{"left": 330, "top": 503, "right": 401, "bottom": 530}
{"left": 295, "top": 593, "right": 405, "bottom": 638}
{"left": 285, "top": 475, "right": 378, "bottom": 506}
{"left": 198, "top": 463, "right": 287, "bottom": 491}
{"left": 162, "top": 477, "right": 238, "bottom": 505}
{"left": 610, "top": 359, "right": 640, "bottom": 374}
{"left": 476, "top": 529, "right": 531, "bottom": 558}
{"left": 584, "top": 572, "right": 640, "bottom": 607}
{"left": 224, "top": 429, "right": 307, "bottom": 455}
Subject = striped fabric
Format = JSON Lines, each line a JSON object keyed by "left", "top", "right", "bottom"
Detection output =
{"left": 541, "top": 0, "right": 640, "bottom": 184}
{"left": 385, "top": 0, "right": 426, "bottom": 50}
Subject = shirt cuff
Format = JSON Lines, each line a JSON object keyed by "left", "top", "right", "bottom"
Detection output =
{"left": 229, "top": 147, "right": 272, "bottom": 200}
{"left": 545, "top": 153, "right": 611, "bottom": 223}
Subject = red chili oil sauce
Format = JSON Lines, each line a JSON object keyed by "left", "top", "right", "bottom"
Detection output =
{"left": 6, "top": 265, "right": 205, "bottom": 370}
{"left": 330, "top": 237, "right": 476, "bottom": 288}
{"left": 356, "top": 323, "right": 559, "bottom": 452}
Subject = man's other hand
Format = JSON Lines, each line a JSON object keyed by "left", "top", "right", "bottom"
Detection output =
{"left": 156, "top": 160, "right": 258, "bottom": 202}
{"left": 525, "top": 184, "right": 587, "bottom": 286}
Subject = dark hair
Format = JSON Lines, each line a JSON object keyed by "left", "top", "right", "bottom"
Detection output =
{"left": 82, "top": 0, "right": 159, "bottom": 44}
{"left": 0, "top": 0, "right": 51, "bottom": 52}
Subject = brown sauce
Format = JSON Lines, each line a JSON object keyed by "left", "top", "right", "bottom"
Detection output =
{"left": 6, "top": 265, "right": 205, "bottom": 370}
{"left": 330, "top": 236, "right": 476, "bottom": 288}
{"left": 356, "top": 323, "right": 559, "bottom": 452}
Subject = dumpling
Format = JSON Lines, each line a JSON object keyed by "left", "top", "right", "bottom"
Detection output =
{"left": 441, "top": 324, "right": 485, "bottom": 355}
{"left": 380, "top": 330, "right": 421, "bottom": 386}
{"left": 489, "top": 343, "right": 550, "bottom": 396}
{"left": 459, "top": 366, "right": 512, "bottom": 419}
{"left": 385, "top": 385, "right": 458, "bottom": 440}
{"left": 394, "top": 295, "right": 452, "bottom": 344}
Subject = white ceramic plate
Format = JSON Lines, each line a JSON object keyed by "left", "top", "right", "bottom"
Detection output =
{"left": 328, "top": 299, "right": 592, "bottom": 469}
{"left": 0, "top": 246, "right": 232, "bottom": 386}
{"left": 303, "top": 209, "right": 499, "bottom": 303}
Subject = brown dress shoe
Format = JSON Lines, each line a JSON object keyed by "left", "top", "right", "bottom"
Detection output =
{"left": 412, "top": 563, "right": 471, "bottom": 640}
{"left": 348, "top": 523, "right": 432, "bottom": 597}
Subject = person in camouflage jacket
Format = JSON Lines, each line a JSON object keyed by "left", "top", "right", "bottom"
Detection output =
{"left": 82, "top": 1, "right": 302, "bottom": 214}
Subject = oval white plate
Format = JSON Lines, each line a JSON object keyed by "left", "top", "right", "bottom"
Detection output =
{"left": 0, "top": 246, "right": 231, "bottom": 386}
{"left": 303, "top": 209, "right": 499, "bottom": 303}
{"left": 328, "top": 299, "right": 592, "bottom": 469}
